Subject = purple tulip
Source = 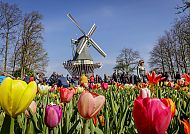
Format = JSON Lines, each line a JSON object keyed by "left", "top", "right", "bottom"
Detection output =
{"left": 45, "top": 104, "right": 62, "bottom": 128}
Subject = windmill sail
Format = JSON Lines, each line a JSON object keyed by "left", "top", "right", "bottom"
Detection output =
{"left": 90, "top": 38, "right": 106, "bottom": 57}
{"left": 67, "top": 13, "right": 86, "bottom": 35}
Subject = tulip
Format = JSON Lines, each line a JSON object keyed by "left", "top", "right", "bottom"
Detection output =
{"left": 92, "top": 84, "right": 98, "bottom": 90}
{"left": 132, "top": 97, "right": 171, "bottom": 134}
{"left": 77, "top": 91, "right": 105, "bottom": 119}
{"left": 165, "top": 81, "right": 174, "bottom": 87}
{"left": 45, "top": 104, "right": 62, "bottom": 128}
{"left": 180, "top": 119, "right": 190, "bottom": 134}
{"left": 25, "top": 101, "right": 37, "bottom": 117}
{"left": 140, "top": 88, "right": 151, "bottom": 98}
{"left": 60, "top": 88, "right": 74, "bottom": 103}
{"left": 161, "top": 98, "right": 176, "bottom": 118}
{"left": 125, "top": 83, "right": 135, "bottom": 89}
{"left": 101, "top": 82, "right": 108, "bottom": 90}
{"left": 38, "top": 84, "right": 51, "bottom": 95}
{"left": 146, "top": 71, "right": 165, "bottom": 85}
{"left": 0, "top": 77, "right": 37, "bottom": 118}
{"left": 75, "top": 86, "right": 84, "bottom": 94}
{"left": 50, "top": 84, "right": 57, "bottom": 92}
{"left": 177, "top": 79, "right": 185, "bottom": 86}
{"left": 182, "top": 74, "right": 190, "bottom": 84}
{"left": 89, "top": 83, "right": 94, "bottom": 89}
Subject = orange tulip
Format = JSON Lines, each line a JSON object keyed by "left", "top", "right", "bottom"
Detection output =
{"left": 180, "top": 119, "right": 190, "bottom": 134}
{"left": 77, "top": 91, "right": 105, "bottom": 119}
{"left": 161, "top": 98, "right": 176, "bottom": 117}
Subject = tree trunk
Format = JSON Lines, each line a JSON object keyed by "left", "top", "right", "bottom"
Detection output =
{"left": 4, "top": 32, "right": 9, "bottom": 72}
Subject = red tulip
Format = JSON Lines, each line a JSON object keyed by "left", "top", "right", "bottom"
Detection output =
{"left": 101, "top": 82, "right": 108, "bottom": 90}
{"left": 60, "top": 88, "right": 74, "bottom": 103}
{"left": 45, "top": 104, "right": 62, "bottom": 128}
{"left": 140, "top": 88, "right": 151, "bottom": 98}
{"left": 182, "top": 74, "right": 190, "bottom": 84}
{"left": 133, "top": 97, "right": 171, "bottom": 134}
{"left": 92, "top": 84, "right": 98, "bottom": 90}
{"left": 77, "top": 91, "right": 105, "bottom": 119}
{"left": 146, "top": 71, "right": 165, "bottom": 85}
{"left": 177, "top": 79, "right": 185, "bottom": 86}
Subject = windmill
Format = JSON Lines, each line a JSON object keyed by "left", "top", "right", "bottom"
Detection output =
{"left": 63, "top": 13, "right": 106, "bottom": 77}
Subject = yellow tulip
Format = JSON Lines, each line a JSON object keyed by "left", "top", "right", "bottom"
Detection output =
{"left": 0, "top": 77, "right": 37, "bottom": 118}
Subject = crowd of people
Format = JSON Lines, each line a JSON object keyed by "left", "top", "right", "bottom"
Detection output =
{"left": 0, "top": 59, "right": 186, "bottom": 87}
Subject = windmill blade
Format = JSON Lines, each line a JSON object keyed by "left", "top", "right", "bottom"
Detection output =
{"left": 76, "top": 37, "right": 89, "bottom": 55}
{"left": 90, "top": 38, "right": 106, "bottom": 57}
{"left": 67, "top": 13, "right": 86, "bottom": 35}
{"left": 87, "top": 24, "right": 96, "bottom": 37}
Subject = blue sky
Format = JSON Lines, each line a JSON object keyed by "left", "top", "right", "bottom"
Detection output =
{"left": 4, "top": 0, "right": 184, "bottom": 76}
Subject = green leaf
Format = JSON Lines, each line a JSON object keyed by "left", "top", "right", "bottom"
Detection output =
{"left": 67, "top": 119, "right": 80, "bottom": 134}
{"left": 94, "top": 127, "right": 104, "bottom": 134}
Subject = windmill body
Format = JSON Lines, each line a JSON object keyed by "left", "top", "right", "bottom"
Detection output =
{"left": 63, "top": 14, "right": 106, "bottom": 77}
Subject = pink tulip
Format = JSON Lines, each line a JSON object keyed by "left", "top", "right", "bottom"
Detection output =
{"left": 50, "top": 84, "right": 57, "bottom": 92}
{"left": 132, "top": 97, "right": 172, "bottom": 134}
{"left": 77, "top": 91, "right": 105, "bottom": 119}
{"left": 25, "top": 101, "right": 37, "bottom": 117}
{"left": 60, "top": 88, "right": 74, "bottom": 103}
{"left": 89, "top": 83, "right": 94, "bottom": 89}
{"left": 140, "top": 88, "right": 151, "bottom": 98}
{"left": 45, "top": 104, "right": 62, "bottom": 128}
{"left": 101, "top": 82, "right": 108, "bottom": 90}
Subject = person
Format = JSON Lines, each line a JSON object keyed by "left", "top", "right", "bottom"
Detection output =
{"left": 47, "top": 72, "right": 58, "bottom": 86}
{"left": 0, "top": 75, "right": 6, "bottom": 84}
{"left": 29, "top": 74, "right": 35, "bottom": 82}
{"left": 137, "top": 60, "right": 147, "bottom": 83}
{"left": 104, "top": 74, "right": 108, "bottom": 83}
{"left": 90, "top": 74, "right": 95, "bottom": 84}
{"left": 112, "top": 71, "right": 117, "bottom": 82}
{"left": 23, "top": 74, "right": 30, "bottom": 84}
{"left": 130, "top": 74, "right": 138, "bottom": 85}
{"left": 57, "top": 76, "right": 69, "bottom": 88}
{"left": 174, "top": 71, "right": 181, "bottom": 83}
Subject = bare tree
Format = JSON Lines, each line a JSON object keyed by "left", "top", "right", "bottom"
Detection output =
{"left": 149, "top": 13, "right": 190, "bottom": 75}
{"left": 176, "top": 0, "right": 190, "bottom": 13}
{"left": 15, "top": 11, "right": 48, "bottom": 77}
{"left": 114, "top": 48, "right": 140, "bottom": 74}
{"left": 0, "top": 1, "right": 21, "bottom": 72}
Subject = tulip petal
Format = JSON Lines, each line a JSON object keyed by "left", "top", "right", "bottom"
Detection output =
{"left": 91, "top": 95, "right": 105, "bottom": 117}
{"left": 133, "top": 97, "right": 150, "bottom": 134}
{"left": 154, "top": 107, "right": 171, "bottom": 134}
{"left": 15, "top": 81, "right": 37, "bottom": 116}
{"left": 11, "top": 80, "right": 27, "bottom": 117}
{"left": 0, "top": 77, "right": 13, "bottom": 116}
{"left": 45, "top": 106, "right": 59, "bottom": 128}
{"left": 77, "top": 92, "right": 95, "bottom": 118}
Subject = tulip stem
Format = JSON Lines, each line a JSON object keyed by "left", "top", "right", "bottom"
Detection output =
{"left": 49, "top": 128, "right": 54, "bottom": 134}
{"left": 0, "top": 114, "right": 14, "bottom": 134}
{"left": 82, "top": 119, "right": 88, "bottom": 134}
